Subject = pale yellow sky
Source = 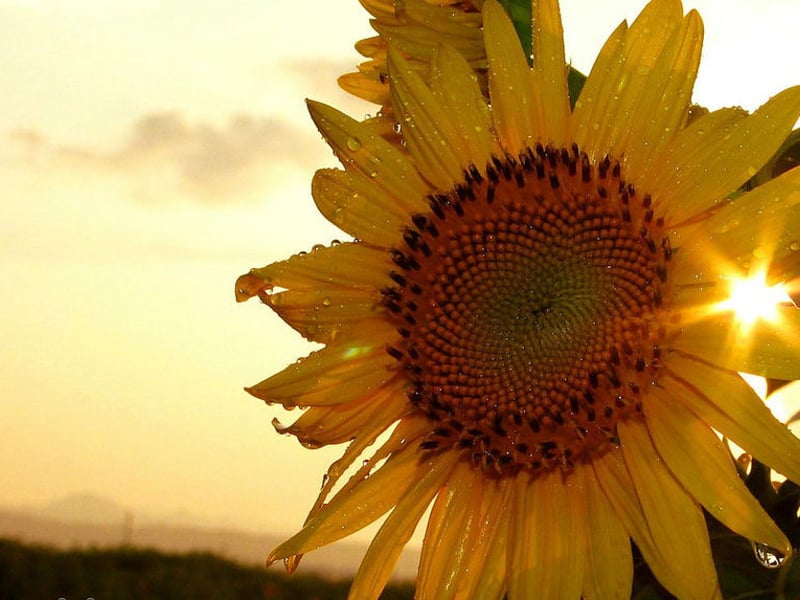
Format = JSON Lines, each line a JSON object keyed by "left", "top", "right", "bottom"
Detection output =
{"left": 2, "top": 0, "right": 800, "bottom": 546}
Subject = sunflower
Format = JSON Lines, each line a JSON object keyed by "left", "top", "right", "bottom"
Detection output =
{"left": 236, "top": 0, "right": 800, "bottom": 597}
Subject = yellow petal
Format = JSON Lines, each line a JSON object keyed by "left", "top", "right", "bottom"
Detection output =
{"left": 416, "top": 463, "right": 510, "bottom": 600}
{"left": 574, "top": 0, "right": 685, "bottom": 161}
{"left": 618, "top": 420, "right": 721, "bottom": 600}
{"left": 672, "top": 306, "right": 800, "bottom": 379}
{"left": 305, "top": 380, "right": 412, "bottom": 521}
{"left": 373, "top": 1, "right": 485, "bottom": 65}
{"left": 483, "top": 0, "right": 537, "bottom": 154}
{"left": 307, "top": 100, "right": 431, "bottom": 201}
{"left": 387, "top": 46, "right": 468, "bottom": 189}
{"left": 429, "top": 43, "right": 497, "bottom": 170}
{"left": 311, "top": 169, "right": 408, "bottom": 247}
{"left": 654, "top": 86, "right": 800, "bottom": 225}
{"left": 696, "top": 166, "right": 800, "bottom": 284}
{"left": 531, "top": 0, "right": 569, "bottom": 146}
{"left": 579, "top": 466, "right": 632, "bottom": 600}
{"left": 236, "top": 242, "right": 393, "bottom": 343}
{"left": 641, "top": 107, "right": 745, "bottom": 215}
{"left": 338, "top": 69, "right": 388, "bottom": 106}
{"left": 236, "top": 242, "right": 392, "bottom": 298}
{"left": 570, "top": 21, "right": 628, "bottom": 161}
{"left": 643, "top": 386, "right": 790, "bottom": 554}
{"left": 268, "top": 417, "right": 431, "bottom": 565}
{"left": 348, "top": 451, "right": 458, "bottom": 600}
{"left": 275, "top": 382, "right": 410, "bottom": 448}
{"left": 359, "top": 0, "right": 394, "bottom": 21}
{"left": 507, "top": 469, "right": 586, "bottom": 599}
{"left": 269, "top": 288, "right": 381, "bottom": 344}
{"left": 246, "top": 321, "right": 398, "bottom": 408}
{"left": 622, "top": 10, "right": 702, "bottom": 176}
{"left": 664, "top": 353, "right": 800, "bottom": 483}
{"left": 593, "top": 449, "right": 700, "bottom": 600}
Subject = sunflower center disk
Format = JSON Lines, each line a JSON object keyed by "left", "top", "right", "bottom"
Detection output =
{"left": 384, "top": 145, "right": 672, "bottom": 475}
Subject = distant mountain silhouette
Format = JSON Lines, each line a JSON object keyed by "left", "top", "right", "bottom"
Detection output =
{"left": 40, "top": 492, "right": 129, "bottom": 525}
{"left": 0, "top": 494, "right": 419, "bottom": 581}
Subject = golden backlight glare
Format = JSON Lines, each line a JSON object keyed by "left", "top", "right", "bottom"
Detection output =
{"left": 718, "top": 269, "right": 793, "bottom": 330}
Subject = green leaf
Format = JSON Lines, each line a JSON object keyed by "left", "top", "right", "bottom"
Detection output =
{"left": 567, "top": 67, "right": 586, "bottom": 109}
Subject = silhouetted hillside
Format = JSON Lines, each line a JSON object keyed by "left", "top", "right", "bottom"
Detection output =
{"left": 0, "top": 538, "right": 415, "bottom": 600}
{"left": 0, "top": 503, "right": 420, "bottom": 580}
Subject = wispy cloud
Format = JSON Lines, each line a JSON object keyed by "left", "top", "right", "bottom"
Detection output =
{"left": 5, "top": 111, "right": 329, "bottom": 206}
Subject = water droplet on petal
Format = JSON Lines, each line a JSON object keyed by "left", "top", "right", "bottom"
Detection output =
{"left": 346, "top": 137, "right": 362, "bottom": 151}
{"left": 322, "top": 297, "right": 332, "bottom": 307}
{"left": 752, "top": 542, "right": 786, "bottom": 569}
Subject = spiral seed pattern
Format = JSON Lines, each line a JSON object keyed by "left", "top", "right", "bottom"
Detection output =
{"left": 384, "top": 144, "right": 672, "bottom": 474}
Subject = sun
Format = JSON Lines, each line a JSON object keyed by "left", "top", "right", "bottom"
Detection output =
{"left": 719, "top": 268, "right": 793, "bottom": 331}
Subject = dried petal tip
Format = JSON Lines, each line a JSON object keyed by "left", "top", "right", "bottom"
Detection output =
{"left": 266, "top": 550, "right": 303, "bottom": 574}
{"left": 235, "top": 271, "right": 271, "bottom": 302}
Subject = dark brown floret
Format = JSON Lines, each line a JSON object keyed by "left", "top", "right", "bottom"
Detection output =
{"left": 382, "top": 145, "right": 671, "bottom": 476}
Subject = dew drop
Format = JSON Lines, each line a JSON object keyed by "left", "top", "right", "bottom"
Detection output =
{"left": 322, "top": 297, "right": 332, "bottom": 307}
{"left": 311, "top": 243, "right": 326, "bottom": 252}
{"left": 790, "top": 240, "right": 800, "bottom": 252}
{"left": 393, "top": 122, "right": 403, "bottom": 135}
{"left": 346, "top": 137, "right": 362, "bottom": 151}
{"left": 752, "top": 542, "right": 786, "bottom": 569}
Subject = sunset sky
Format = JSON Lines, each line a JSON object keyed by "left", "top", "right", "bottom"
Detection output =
{"left": 3, "top": 0, "right": 800, "bottom": 548}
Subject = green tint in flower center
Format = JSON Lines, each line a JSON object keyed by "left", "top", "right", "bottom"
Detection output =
{"left": 384, "top": 144, "right": 673, "bottom": 474}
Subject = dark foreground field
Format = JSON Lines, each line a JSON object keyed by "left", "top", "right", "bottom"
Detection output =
{"left": 0, "top": 538, "right": 414, "bottom": 600}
